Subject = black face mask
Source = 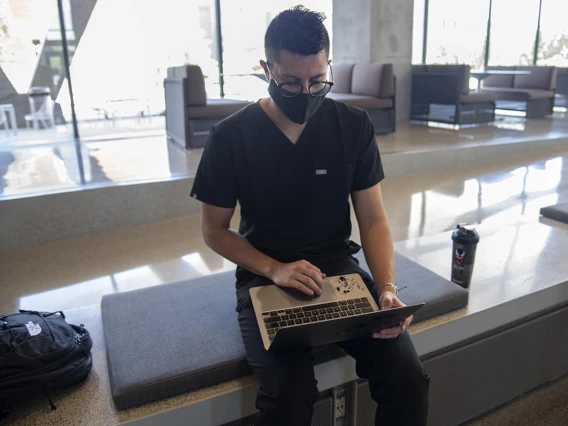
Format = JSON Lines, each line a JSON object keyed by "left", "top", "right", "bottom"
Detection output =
{"left": 268, "top": 79, "right": 326, "bottom": 124}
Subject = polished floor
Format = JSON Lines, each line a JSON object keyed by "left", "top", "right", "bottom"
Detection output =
{"left": 466, "top": 374, "right": 568, "bottom": 426}
{"left": 0, "top": 116, "right": 202, "bottom": 199}
{"left": 0, "top": 111, "right": 566, "bottom": 199}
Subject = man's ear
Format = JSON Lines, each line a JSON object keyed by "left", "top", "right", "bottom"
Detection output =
{"left": 259, "top": 60, "right": 270, "bottom": 81}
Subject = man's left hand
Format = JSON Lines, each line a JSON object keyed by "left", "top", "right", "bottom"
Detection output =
{"left": 371, "top": 291, "right": 413, "bottom": 339}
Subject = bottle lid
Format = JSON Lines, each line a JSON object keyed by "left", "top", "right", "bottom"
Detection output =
{"left": 452, "top": 224, "right": 480, "bottom": 245}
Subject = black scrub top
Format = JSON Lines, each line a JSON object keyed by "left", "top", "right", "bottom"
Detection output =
{"left": 190, "top": 98, "right": 384, "bottom": 282}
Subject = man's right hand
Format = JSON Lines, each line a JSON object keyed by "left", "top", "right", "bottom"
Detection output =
{"left": 269, "top": 260, "right": 326, "bottom": 296}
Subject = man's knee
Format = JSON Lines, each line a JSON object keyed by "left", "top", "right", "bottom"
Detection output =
{"left": 363, "top": 335, "right": 429, "bottom": 398}
{"left": 369, "top": 346, "right": 430, "bottom": 400}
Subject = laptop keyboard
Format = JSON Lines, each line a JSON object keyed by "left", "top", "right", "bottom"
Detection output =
{"left": 262, "top": 298, "right": 374, "bottom": 342}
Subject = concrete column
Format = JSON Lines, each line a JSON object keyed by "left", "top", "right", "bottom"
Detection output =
{"left": 333, "top": 0, "right": 414, "bottom": 121}
{"left": 331, "top": 0, "right": 372, "bottom": 64}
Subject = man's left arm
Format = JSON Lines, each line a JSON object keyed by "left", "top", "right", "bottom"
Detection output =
{"left": 352, "top": 183, "right": 413, "bottom": 339}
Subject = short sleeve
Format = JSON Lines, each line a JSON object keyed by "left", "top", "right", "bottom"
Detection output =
{"left": 351, "top": 112, "right": 385, "bottom": 192}
{"left": 190, "top": 127, "right": 238, "bottom": 208}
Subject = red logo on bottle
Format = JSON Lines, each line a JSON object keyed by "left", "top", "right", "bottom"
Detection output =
{"left": 455, "top": 248, "right": 466, "bottom": 266}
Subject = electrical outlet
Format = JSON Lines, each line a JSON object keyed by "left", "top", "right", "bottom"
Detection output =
{"left": 335, "top": 395, "right": 346, "bottom": 419}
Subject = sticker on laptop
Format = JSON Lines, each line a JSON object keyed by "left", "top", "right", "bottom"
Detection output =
{"left": 335, "top": 276, "right": 353, "bottom": 294}
{"left": 334, "top": 275, "right": 365, "bottom": 295}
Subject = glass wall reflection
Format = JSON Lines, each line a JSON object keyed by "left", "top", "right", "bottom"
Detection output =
{"left": 0, "top": 0, "right": 73, "bottom": 137}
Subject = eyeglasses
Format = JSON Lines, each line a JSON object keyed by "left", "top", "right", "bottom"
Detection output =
{"left": 268, "top": 64, "right": 334, "bottom": 98}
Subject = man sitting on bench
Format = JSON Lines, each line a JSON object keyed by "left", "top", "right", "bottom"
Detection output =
{"left": 190, "top": 6, "right": 430, "bottom": 426}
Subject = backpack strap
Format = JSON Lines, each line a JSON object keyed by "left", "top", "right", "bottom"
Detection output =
{"left": 43, "top": 311, "right": 66, "bottom": 320}
{"left": 43, "top": 384, "right": 57, "bottom": 410}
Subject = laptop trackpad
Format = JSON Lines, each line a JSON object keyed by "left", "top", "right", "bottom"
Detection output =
{"left": 280, "top": 282, "right": 338, "bottom": 305}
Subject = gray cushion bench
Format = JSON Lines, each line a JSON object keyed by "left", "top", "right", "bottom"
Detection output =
{"left": 101, "top": 251, "right": 468, "bottom": 410}
{"left": 540, "top": 202, "right": 568, "bottom": 224}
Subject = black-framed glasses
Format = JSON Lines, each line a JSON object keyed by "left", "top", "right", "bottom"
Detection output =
{"left": 268, "top": 64, "right": 334, "bottom": 98}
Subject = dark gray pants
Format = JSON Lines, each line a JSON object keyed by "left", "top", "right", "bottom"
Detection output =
{"left": 236, "top": 255, "right": 430, "bottom": 426}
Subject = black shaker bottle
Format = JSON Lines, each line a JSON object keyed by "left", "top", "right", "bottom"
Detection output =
{"left": 451, "top": 224, "right": 480, "bottom": 288}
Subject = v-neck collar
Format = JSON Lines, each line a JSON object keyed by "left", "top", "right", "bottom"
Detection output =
{"left": 255, "top": 101, "right": 317, "bottom": 147}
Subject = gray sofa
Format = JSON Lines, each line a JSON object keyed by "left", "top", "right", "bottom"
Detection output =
{"left": 327, "top": 63, "right": 396, "bottom": 134}
{"left": 411, "top": 64, "right": 496, "bottom": 126}
{"left": 480, "top": 65, "right": 557, "bottom": 117}
{"left": 164, "top": 65, "right": 251, "bottom": 149}
{"left": 555, "top": 67, "right": 567, "bottom": 108}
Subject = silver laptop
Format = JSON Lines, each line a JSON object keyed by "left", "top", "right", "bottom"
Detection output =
{"left": 250, "top": 273, "right": 424, "bottom": 351}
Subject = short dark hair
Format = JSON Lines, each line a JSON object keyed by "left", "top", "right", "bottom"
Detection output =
{"left": 265, "top": 5, "right": 330, "bottom": 64}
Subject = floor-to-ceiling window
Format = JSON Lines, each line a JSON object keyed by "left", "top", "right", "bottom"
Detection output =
{"left": 0, "top": 0, "right": 220, "bottom": 197}
{"left": 415, "top": 0, "right": 568, "bottom": 68}
{"left": 1, "top": 0, "right": 332, "bottom": 141}
{"left": 536, "top": 0, "right": 568, "bottom": 66}
{"left": 0, "top": 0, "right": 333, "bottom": 198}
{"left": 425, "top": 0, "right": 489, "bottom": 69}
{"left": 487, "top": 0, "right": 540, "bottom": 65}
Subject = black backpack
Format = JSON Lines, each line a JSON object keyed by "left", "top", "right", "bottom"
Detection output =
{"left": 0, "top": 310, "right": 93, "bottom": 417}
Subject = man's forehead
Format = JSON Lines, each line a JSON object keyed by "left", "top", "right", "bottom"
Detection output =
{"left": 273, "top": 51, "right": 329, "bottom": 77}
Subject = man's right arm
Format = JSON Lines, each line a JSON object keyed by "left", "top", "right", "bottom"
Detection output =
{"left": 201, "top": 202, "right": 324, "bottom": 295}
